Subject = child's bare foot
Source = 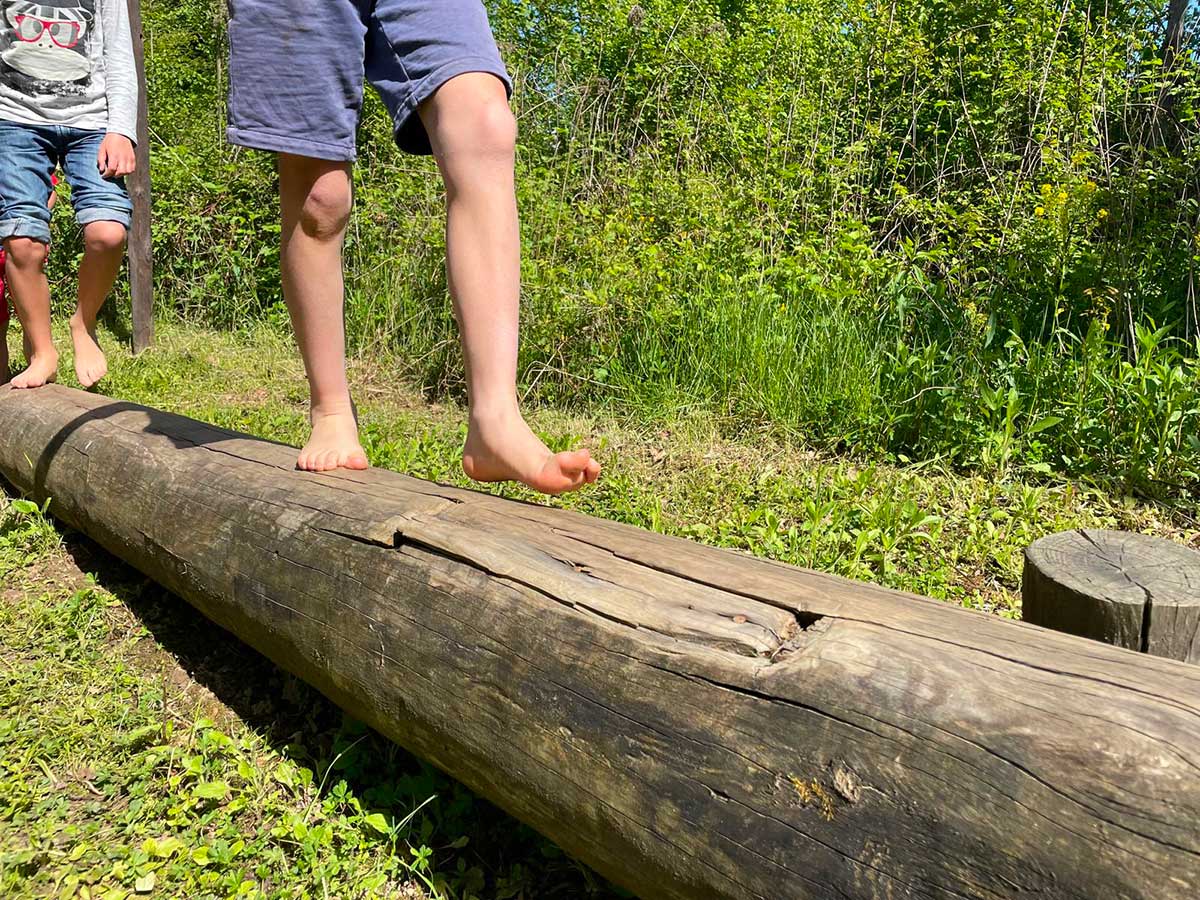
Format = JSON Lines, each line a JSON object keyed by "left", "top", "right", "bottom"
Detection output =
{"left": 11, "top": 350, "right": 59, "bottom": 389}
{"left": 463, "top": 408, "right": 601, "bottom": 495}
{"left": 69, "top": 315, "right": 108, "bottom": 389}
{"left": 298, "top": 406, "right": 369, "bottom": 472}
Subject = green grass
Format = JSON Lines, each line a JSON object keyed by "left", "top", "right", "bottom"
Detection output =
{"left": 2, "top": 319, "right": 1197, "bottom": 899}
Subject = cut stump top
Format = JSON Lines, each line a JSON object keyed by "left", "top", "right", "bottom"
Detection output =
{"left": 1023, "top": 529, "right": 1200, "bottom": 664}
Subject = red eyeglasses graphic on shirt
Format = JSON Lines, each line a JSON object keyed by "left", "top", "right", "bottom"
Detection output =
{"left": 13, "top": 14, "right": 84, "bottom": 50}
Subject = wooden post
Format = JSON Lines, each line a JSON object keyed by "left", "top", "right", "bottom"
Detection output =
{"left": 1, "top": 385, "right": 1198, "bottom": 900}
{"left": 1024, "top": 529, "right": 1200, "bottom": 663}
{"left": 126, "top": 0, "right": 153, "bottom": 353}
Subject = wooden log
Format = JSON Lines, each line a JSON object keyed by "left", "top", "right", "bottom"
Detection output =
{"left": 1023, "top": 530, "right": 1200, "bottom": 664}
{"left": 126, "top": 0, "right": 154, "bottom": 353}
{"left": 0, "top": 385, "right": 1197, "bottom": 900}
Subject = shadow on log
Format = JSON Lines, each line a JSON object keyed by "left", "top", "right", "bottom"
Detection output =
{"left": 0, "top": 385, "right": 1197, "bottom": 900}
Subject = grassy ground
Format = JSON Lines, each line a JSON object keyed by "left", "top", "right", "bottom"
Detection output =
{"left": 3, "top": 319, "right": 1198, "bottom": 899}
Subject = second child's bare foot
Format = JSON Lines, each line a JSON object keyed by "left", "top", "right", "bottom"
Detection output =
{"left": 298, "top": 407, "right": 370, "bottom": 472}
{"left": 463, "top": 408, "right": 601, "bottom": 496}
{"left": 69, "top": 315, "right": 108, "bottom": 389}
{"left": 11, "top": 350, "right": 59, "bottom": 389}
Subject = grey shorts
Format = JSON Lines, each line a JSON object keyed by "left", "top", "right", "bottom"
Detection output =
{"left": 226, "top": 0, "right": 512, "bottom": 161}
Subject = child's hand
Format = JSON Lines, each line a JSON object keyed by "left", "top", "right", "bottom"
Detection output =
{"left": 97, "top": 134, "right": 136, "bottom": 179}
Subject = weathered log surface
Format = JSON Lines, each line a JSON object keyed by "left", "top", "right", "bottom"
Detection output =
{"left": 1024, "top": 530, "right": 1200, "bottom": 664}
{"left": 0, "top": 385, "right": 1197, "bottom": 900}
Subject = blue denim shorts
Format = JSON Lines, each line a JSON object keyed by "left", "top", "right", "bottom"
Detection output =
{"left": 226, "top": 0, "right": 512, "bottom": 161}
{"left": 0, "top": 122, "right": 133, "bottom": 245}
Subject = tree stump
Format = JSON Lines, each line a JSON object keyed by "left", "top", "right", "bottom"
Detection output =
{"left": 1024, "top": 529, "right": 1200, "bottom": 664}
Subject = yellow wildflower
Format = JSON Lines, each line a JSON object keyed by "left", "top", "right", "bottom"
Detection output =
{"left": 1035, "top": 206, "right": 1045, "bottom": 216}
{"left": 1098, "top": 209, "right": 1109, "bottom": 220}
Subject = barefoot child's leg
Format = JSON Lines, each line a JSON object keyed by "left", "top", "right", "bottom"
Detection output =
{"left": 278, "top": 155, "right": 367, "bottom": 472}
{"left": 4, "top": 236, "right": 56, "bottom": 388}
{"left": 225, "top": 1, "right": 598, "bottom": 488}
{"left": 62, "top": 129, "right": 135, "bottom": 389}
{"left": 0, "top": 122, "right": 58, "bottom": 389}
{"left": 419, "top": 74, "right": 601, "bottom": 494}
{"left": 70, "top": 222, "right": 127, "bottom": 388}
{"left": 226, "top": 0, "right": 369, "bottom": 473}
{"left": 366, "top": 1, "right": 597, "bottom": 493}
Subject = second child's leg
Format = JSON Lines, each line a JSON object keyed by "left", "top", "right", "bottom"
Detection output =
{"left": 421, "top": 74, "right": 601, "bottom": 495}
{"left": 0, "top": 122, "right": 57, "bottom": 388}
{"left": 70, "top": 222, "right": 127, "bottom": 388}
{"left": 4, "top": 237, "right": 56, "bottom": 388}
{"left": 278, "top": 154, "right": 368, "bottom": 472}
{"left": 62, "top": 127, "right": 135, "bottom": 389}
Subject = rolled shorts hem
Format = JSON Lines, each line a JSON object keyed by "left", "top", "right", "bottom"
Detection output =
{"left": 393, "top": 57, "right": 513, "bottom": 155}
{"left": 226, "top": 125, "right": 358, "bottom": 163}
{"left": 77, "top": 208, "right": 131, "bottom": 229}
{"left": 0, "top": 218, "right": 51, "bottom": 244}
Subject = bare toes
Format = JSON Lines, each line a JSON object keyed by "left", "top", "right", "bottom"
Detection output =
{"left": 557, "top": 449, "right": 592, "bottom": 474}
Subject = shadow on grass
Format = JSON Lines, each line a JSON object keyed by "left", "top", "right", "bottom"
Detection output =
{"left": 60, "top": 534, "right": 625, "bottom": 900}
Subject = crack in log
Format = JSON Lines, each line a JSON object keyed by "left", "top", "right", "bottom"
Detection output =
{"left": 554, "top": 527, "right": 828, "bottom": 631}
{"left": 315, "top": 523, "right": 400, "bottom": 549}
{"left": 392, "top": 529, "right": 745, "bottom": 651}
{"left": 1141, "top": 585, "right": 1155, "bottom": 654}
{"left": 384, "top": 524, "right": 819, "bottom": 660}
{"left": 535, "top": 544, "right": 801, "bottom": 647}
{"left": 1076, "top": 530, "right": 1161, "bottom": 656}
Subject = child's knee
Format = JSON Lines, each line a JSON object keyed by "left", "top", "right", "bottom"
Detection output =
{"left": 4, "top": 238, "right": 49, "bottom": 271}
{"left": 456, "top": 95, "right": 517, "bottom": 161}
{"left": 473, "top": 98, "right": 517, "bottom": 159}
{"left": 83, "top": 221, "right": 128, "bottom": 255}
{"left": 299, "top": 179, "right": 352, "bottom": 242}
{"left": 431, "top": 77, "right": 517, "bottom": 162}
